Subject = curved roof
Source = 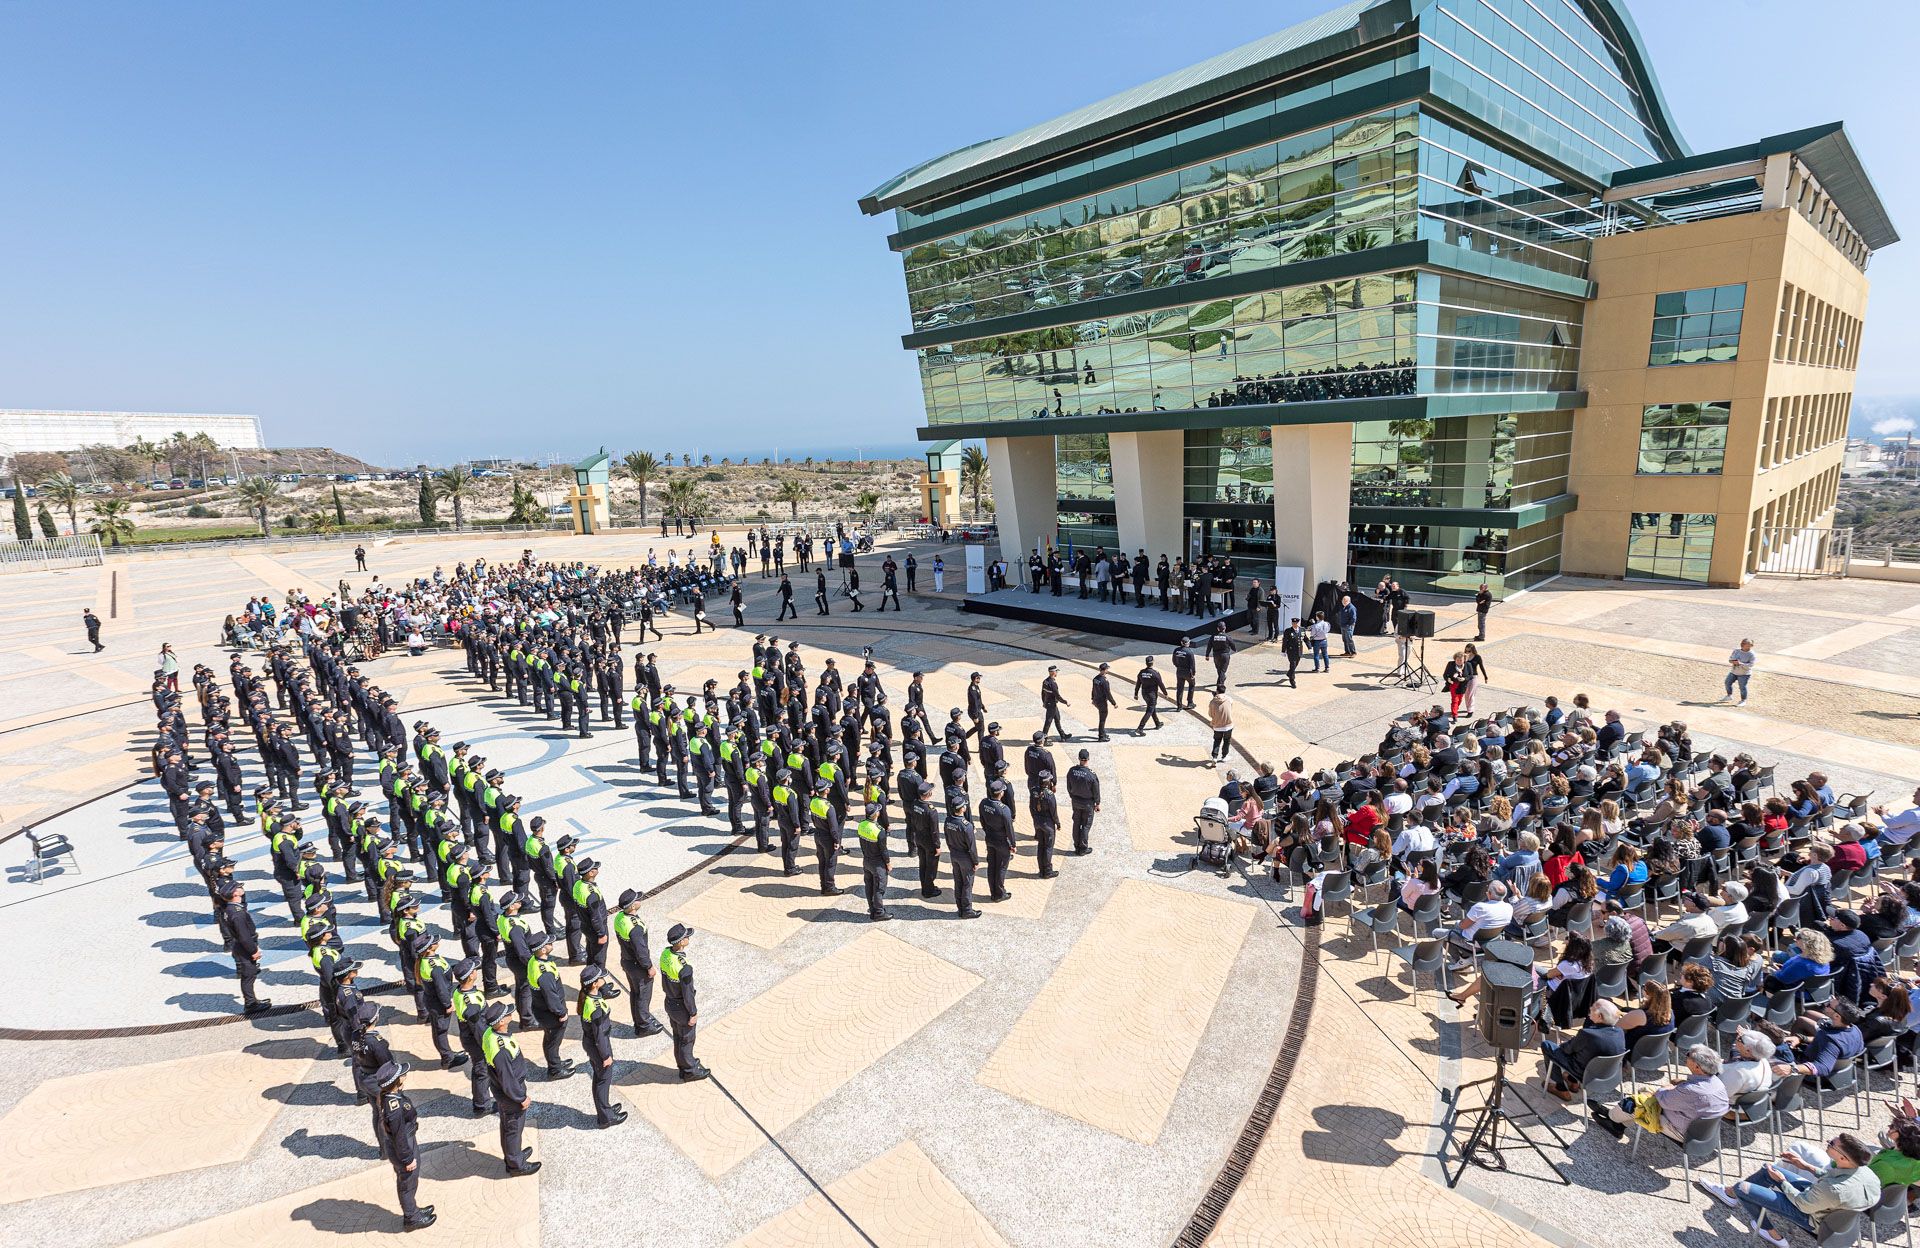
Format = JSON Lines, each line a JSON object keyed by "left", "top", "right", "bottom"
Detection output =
{"left": 859, "top": 0, "right": 1690, "bottom": 217}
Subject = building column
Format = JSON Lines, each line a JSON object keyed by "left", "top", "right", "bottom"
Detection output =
{"left": 1428, "top": 412, "right": 1498, "bottom": 580}
{"left": 984, "top": 435, "right": 1057, "bottom": 566}
{"left": 1269, "top": 422, "right": 1353, "bottom": 589}
{"left": 1109, "top": 430, "right": 1185, "bottom": 562}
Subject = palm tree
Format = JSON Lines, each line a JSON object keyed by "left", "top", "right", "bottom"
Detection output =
{"left": 87, "top": 498, "right": 136, "bottom": 547}
{"left": 854, "top": 489, "right": 881, "bottom": 518}
{"left": 772, "top": 477, "right": 809, "bottom": 520}
{"left": 700, "top": 454, "right": 712, "bottom": 468}
{"left": 960, "top": 444, "right": 989, "bottom": 521}
{"left": 235, "top": 477, "right": 282, "bottom": 535}
{"left": 506, "top": 478, "right": 541, "bottom": 525}
{"left": 37, "top": 473, "right": 82, "bottom": 534}
{"left": 166, "top": 430, "right": 192, "bottom": 477}
{"left": 660, "top": 478, "right": 702, "bottom": 525}
{"left": 433, "top": 467, "right": 476, "bottom": 530}
{"left": 128, "top": 436, "right": 166, "bottom": 484}
{"left": 620, "top": 450, "right": 659, "bottom": 522}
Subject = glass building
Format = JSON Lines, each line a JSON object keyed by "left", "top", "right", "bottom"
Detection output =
{"left": 860, "top": 0, "right": 1895, "bottom": 596}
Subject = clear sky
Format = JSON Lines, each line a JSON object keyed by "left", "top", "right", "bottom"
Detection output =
{"left": 0, "top": 1, "right": 1914, "bottom": 462}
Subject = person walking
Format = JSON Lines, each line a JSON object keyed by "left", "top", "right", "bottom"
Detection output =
{"left": 776, "top": 574, "right": 797, "bottom": 621}
{"left": 1280, "top": 618, "right": 1303, "bottom": 688}
{"left": 1307, "top": 614, "right": 1330, "bottom": 673}
{"left": 1337, "top": 594, "right": 1358, "bottom": 656}
{"left": 1207, "top": 687, "right": 1234, "bottom": 766}
{"left": 1473, "top": 582, "right": 1493, "bottom": 641}
{"left": 83, "top": 608, "right": 103, "bottom": 652}
{"left": 1723, "top": 639, "right": 1756, "bottom": 704}
{"left": 1133, "top": 657, "right": 1167, "bottom": 734}
{"left": 1460, "top": 643, "right": 1488, "bottom": 714}
{"left": 1089, "top": 662, "right": 1117, "bottom": 742}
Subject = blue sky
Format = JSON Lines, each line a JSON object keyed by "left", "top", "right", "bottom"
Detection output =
{"left": 0, "top": 1, "right": 1914, "bottom": 462}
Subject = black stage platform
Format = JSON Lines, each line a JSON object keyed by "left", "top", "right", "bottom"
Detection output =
{"left": 960, "top": 589, "right": 1253, "bottom": 644}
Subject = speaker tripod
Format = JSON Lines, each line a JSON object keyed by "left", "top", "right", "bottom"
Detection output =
{"left": 1445, "top": 1048, "right": 1570, "bottom": 1186}
{"left": 1379, "top": 632, "right": 1436, "bottom": 691}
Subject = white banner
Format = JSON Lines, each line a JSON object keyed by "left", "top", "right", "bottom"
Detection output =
{"left": 1272, "top": 565, "right": 1305, "bottom": 624}
{"left": 965, "top": 543, "right": 987, "bottom": 595}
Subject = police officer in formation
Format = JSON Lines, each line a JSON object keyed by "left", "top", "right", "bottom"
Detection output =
{"left": 166, "top": 541, "right": 1121, "bottom": 1224}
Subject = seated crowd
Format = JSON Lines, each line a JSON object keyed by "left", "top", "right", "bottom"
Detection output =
{"left": 1221, "top": 693, "right": 1920, "bottom": 1243}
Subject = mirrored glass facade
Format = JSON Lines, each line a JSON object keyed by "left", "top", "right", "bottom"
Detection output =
{"left": 1638, "top": 402, "right": 1730, "bottom": 475}
{"left": 868, "top": 0, "right": 1739, "bottom": 601}
{"left": 1648, "top": 284, "right": 1745, "bottom": 365}
{"left": 1625, "top": 512, "right": 1716, "bottom": 582}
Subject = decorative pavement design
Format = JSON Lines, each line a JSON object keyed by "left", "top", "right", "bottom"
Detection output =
{"left": 0, "top": 531, "right": 1915, "bottom": 1247}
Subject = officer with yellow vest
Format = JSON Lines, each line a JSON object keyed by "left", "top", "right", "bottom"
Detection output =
{"left": 388, "top": 893, "right": 431, "bottom": 1022}
{"left": 612, "top": 889, "right": 664, "bottom": 1037}
{"left": 525, "top": 930, "right": 573, "bottom": 1078}
{"left": 743, "top": 751, "right": 773, "bottom": 853}
{"left": 660, "top": 923, "right": 708, "bottom": 1081}
{"left": 416, "top": 934, "right": 468, "bottom": 1069}
{"left": 687, "top": 725, "right": 719, "bottom": 817}
{"left": 522, "top": 816, "right": 559, "bottom": 935}
{"left": 449, "top": 957, "right": 494, "bottom": 1117}
{"left": 771, "top": 768, "right": 804, "bottom": 876}
{"left": 719, "top": 724, "right": 748, "bottom": 835}
{"left": 577, "top": 965, "right": 628, "bottom": 1127}
{"left": 479, "top": 1002, "right": 541, "bottom": 1176}
{"left": 629, "top": 686, "right": 653, "bottom": 771}
{"left": 573, "top": 857, "right": 610, "bottom": 967}
{"left": 570, "top": 662, "right": 591, "bottom": 739}
{"left": 855, "top": 803, "right": 892, "bottom": 921}
{"left": 547, "top": 833, "right": 585, "bottom": 964}
{"left": 809, "top": 777, "right": 843, "bottom": 897}
{"left": 497, "top": 891, "right": 538, "bottom": 1028}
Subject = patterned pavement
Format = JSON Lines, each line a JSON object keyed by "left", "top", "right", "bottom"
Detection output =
{"left": 0, "top": 530, "right": 1916, "bottom": 1247}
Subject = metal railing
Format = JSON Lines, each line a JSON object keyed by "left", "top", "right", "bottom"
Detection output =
{"left": 1750, "top": 525, "right": 1852, "bottom": 578}
{"left": 1857, "top": 543, "right": 1920, "bottom": 567}
{"left": 0, "top": 533, "right": 104, "bottom": 571}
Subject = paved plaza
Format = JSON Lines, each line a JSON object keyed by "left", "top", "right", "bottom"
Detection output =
{"left": 2, "top": 528, "right": 1918, "bottom": 1247}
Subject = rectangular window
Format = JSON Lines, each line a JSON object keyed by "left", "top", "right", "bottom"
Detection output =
{"left": 1626, "top": 513, "right": 1716, "bottom": 583}
{"left": 1649, "top": 284, "right": 1744, "bottom": 366}
{"left": 1638, "top": 401, "right": 1731, "bottom": 475}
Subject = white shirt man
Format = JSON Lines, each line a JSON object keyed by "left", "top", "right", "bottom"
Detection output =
{"left": 1457, "top": 882, "right": 1513, "bottom": 942}
{"left": 1875, "top": 786, "right": 1920, "bottom": 847}
{"left": 1652, "top": 894, "right": 1719, "bottom": 950}
{"left": 1719, "top": 1030, "right": 1777, "bottom": 1099}
{"left": 1384, "top": 783, "right": 1413, "bottom": 817}
{"left": 1392, "top": 822, "right": 1436, "bottom": 857}
{"left": 1708, "top": 883, "right": 1750, "bottom": 933}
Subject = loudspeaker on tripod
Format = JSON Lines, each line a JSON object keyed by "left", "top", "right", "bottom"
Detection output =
{"left": 1407, "top": 609, "right": 1435, "bottom": 639}
{"left": 1476, "top": 961, "right": 1535, "bottom": 1051}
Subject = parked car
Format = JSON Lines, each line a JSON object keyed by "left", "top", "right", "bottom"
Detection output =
{"left": 338, "top": 473, "right": 359, "bottom": 483}
{"left": 187, "top": 478, "right": 206, "bottom": 489}
{"left": 167, "top": 479, "right": 186, "bottom": 490}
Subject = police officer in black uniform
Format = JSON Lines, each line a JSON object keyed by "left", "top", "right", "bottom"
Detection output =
{"left": 1066, "top": 748, "right": 1101, "bottom": 856}
{"left": 1090, "top": 662, "right": 1118, "bottom": 742}
{"left": 575, "top": 964, "right": 627, "bottom": 1127}
{"left": 613, "top": 889, "right": 664, "bottom": 1038}
{"left": 944, "top": 793, "right": 981, "bottom": 919}
{"left": 480, "top": 1003, "right": 541, "bottom": 1176}
{"left": 376, "top": 1061, "right": 438, "bottom": 1230}
{"left": 661, "top": 923, "right": 709, "bottom": 1081}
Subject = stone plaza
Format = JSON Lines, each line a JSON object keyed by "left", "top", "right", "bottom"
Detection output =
{"left": 1, "top": 527, "right": 1918, "bottom": 1247}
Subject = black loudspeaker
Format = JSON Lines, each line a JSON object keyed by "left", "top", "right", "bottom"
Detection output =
{"left": 1407, "top": 609, "right": 1435, "bottom": 639}
{"left": 1478, "top": 961, "right": 1536, "bottom": 1051}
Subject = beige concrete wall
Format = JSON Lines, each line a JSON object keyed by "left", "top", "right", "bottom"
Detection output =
{"left": 919, "top": 468, "right": 961, "bottom": 527}
{"left": 1269, "top": 423, "right": 1352, "bottom": 588}
{"left": 1109, "top": 430, "right": 1185, "bottom": 561}
{"left": 1564, "top": 208, "right": 1867, "bottom": 585}
{"left": 984, "top": 435, "right": 1056, "bottom": 565}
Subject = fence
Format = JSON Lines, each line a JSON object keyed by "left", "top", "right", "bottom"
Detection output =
{"left": 1749, "top": 525, "right": 1852, "bottom": 578}
{"left": 0, "top": 533, "right": 104, "bottom": 572}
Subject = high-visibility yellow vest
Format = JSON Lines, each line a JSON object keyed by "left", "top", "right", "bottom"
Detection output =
{"left": 809, "top": 797, "right": 831, "bottom": 819}
{"left": 856, "top": 819, "right": 881, "bottom": 843}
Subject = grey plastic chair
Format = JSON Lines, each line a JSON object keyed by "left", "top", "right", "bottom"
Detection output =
{"left": 1627, "top": 1031, "right": 1675, "bottom": 1087}
{"left": 1768, "top": 1071, "right": 1809, "bottom": 1153}
{"left": 1865, "top": 1179, "right": 1911, "bottom": 1247}
{"left": 1711, "top": 992, "right": 1759, "bottom": 1051}
{"left": 1629, "top": 1112, "right": 1723, "bottom": 1202}
{"left": 1394, "top": 940, "right": 1449, "bottom": 1008}
{"left": 1350, "top": 899, "right": 1403, "bottom": 961}
{"left": 1575, "top": 1050, "right": 1624, "bottom": 1109}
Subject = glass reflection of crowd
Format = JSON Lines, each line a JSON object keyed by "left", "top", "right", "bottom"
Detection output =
{"left": 1348, "top": 523, "right": 1509, "bottom": 574}
{"left": 1020, "top": 359, "right": 1416, "bottom": 421}
{"left": 1205, "top": 359, "right": 1416, "bottom": 408}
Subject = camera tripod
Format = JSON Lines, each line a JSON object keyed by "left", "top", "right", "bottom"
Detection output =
{"left": 1379, "top": 631, "right": 1436, "bottom": 691}
{"left": 1445, "top": 1047, "right": 1570, "bottom": 1185}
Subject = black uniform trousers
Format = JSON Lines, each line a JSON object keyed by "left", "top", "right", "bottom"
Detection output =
{"left": 1071, "top": 801, "right": 1096, "bottom": 854}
